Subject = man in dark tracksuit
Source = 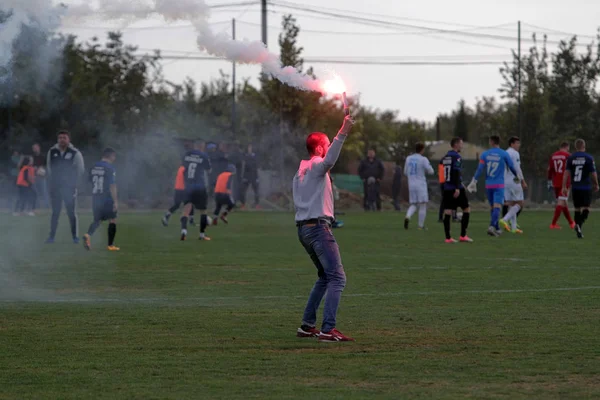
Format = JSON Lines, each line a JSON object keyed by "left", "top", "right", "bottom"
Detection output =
{"left": 358, "top": 148, "right": 385, "bottom": 211}
{"left": 240, "top": 144, "right": 260, "bottom": 209}
{"left": 46, "top": 130, "right": 85, "bottom": 244}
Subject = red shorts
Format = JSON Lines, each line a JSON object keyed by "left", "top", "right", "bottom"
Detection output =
{"left": 554, "top": 187, "right": 570, "bottom": 200}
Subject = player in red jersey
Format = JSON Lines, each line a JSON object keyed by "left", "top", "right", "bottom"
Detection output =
{"left": 548, "top": 141, "right": 575, "bottom": 229}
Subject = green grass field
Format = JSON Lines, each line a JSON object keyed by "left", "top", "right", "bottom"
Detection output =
{"left": 1, "top": 210, "right": 599, "bottom": 399}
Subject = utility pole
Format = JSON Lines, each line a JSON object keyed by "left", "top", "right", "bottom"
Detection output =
{"left": 232, "top": 18, "right": 237, "bottom": 136}
{"left": 517, "top": 20, "right": 522, "bottom": 137}
{"left": 436, "top": 116, "right": 441, "bottom": 141}
{"left": 261, "top": 0, "right": 268, "bottom": 47}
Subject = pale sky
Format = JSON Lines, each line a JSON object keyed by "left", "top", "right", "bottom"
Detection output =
{"left": 59, "top": 0, "right": 600, "bottom": 123}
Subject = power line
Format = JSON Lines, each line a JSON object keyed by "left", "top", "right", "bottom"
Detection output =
{"left": 522, "top": 23, "right": 598, "bottom": 40}
{"left": 138, "top": 53, "right": 505, "bottom": 66}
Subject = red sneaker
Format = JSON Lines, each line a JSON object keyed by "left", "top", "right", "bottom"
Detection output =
{"left": 318, "top": 328, "right": 355, "bottom": 342}
{"left": 445, "top": 238, "right": 458, "bottom": 244}
{"left": 459, "top": 236, "right": 473, "bottom": 243}
{"left": 549, "top": 224, "right": 562, "bottom": 230}
{"left": 569, "top": 222, "right": 576, "bottom": 229}
{"left": 296, "top": 326, "right": 320, "bottom": 338}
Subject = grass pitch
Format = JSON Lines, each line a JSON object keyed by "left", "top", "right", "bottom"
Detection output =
{"left": 1, "top": 210, "right": 599, "bottom": 399}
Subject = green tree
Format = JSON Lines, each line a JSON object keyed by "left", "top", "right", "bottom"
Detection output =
{"left": 453, "top": 100, "right": 469, "bottom": 141}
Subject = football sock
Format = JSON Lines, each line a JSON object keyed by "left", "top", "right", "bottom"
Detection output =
{"left": 180, "top": 216, "right": 188, "bottom": 230}
{"left": 87, "top": 220, "right": 101, "bottom": 236}
{"left": 491, "top": 208, "right": 500, "bottom": 229}
{"left": 581, "top": 209, "right": 590, "bottom": 226}
{"left": 406, "top": 205, "right": 417, "bottom": 220}
{"left": 417, "top": 205, "right": 427, "bottom": 228}
{"left": 563, "top": 206, "right": 574, "bottom": 224}
{"left": 461, "top": 212, "right": 470, "bottom": 237}
{"left": 108, "top": 223, "right": 116, "bottom": 246}
{"left": 200, "top": 214, "right": 208, "bottom": 233}
{"left": 443, "top": 214, "right": 451, "bottom": 239}
{"left": 511, "top": 215, "right": 518, "bottom": 231}
{"left": 503, "top": 204, "right": 521, "bottom": 222}
{"left": 552, "top": 206, "right": 562, "bottom": 225}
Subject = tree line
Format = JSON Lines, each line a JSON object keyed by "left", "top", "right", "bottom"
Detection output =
{"left": 1, "top": 13, "right": 600, "bottom": 202}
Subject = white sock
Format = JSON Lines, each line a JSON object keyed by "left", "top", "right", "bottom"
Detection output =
{"left": 511, "top": 215, "right": 517, "bottom": 230}
{"left": 418, "top": 204, "right": 427, "bottom": 227}
{"left": 181, "top": 229, "right": 187, "bottom": 235}
{"left": 406, "top": 205, "right": 417, "bottom": 219}
{"left": 165, "top": 211, "right": 171, "bottom": 217}
{"left": 200, "top": 232, "right": 205, "bottom": 238}
{"left": 503, "top": 204, "right": 521, "bottom": 222}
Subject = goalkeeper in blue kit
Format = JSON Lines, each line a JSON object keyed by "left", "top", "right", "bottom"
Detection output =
{"left": 467, "top": 136, "right": 520, "bottom": 237}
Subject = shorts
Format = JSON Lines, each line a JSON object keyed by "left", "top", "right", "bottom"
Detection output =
{"left": 572, "top": 189, "right": 592, "bottom": 209}
{"left": 184, "top": 188, "right": 208, "bottom": 210}
{"left": 504, "top": 184, "right": 524, "bottom": 202}
{"left": 215, "top": 193, "right": 234, "bottom": 209}
{"left": 93, "top": 197, "right": 117, "bottom": 221}
{"left": 554, "top": 187, "right": 569, "bottom": 201}
{"left": 486, "top": 188, "right": 505, "bottom": 206}
{"left": 409, "top": 184, "right": 429, "bottom": 204}
{"left": 173, "top": 189, "right": 186, "bottom": 206}
{"left": 442, "top": 189, "right": 469, "bottom": 211}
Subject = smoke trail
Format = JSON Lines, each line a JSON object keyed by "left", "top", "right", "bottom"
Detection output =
{"left": 63, "top": 0, "right": 330, "bottom": 93}
{"left": 0, "top": 0, "right": 63, "bottom": 77}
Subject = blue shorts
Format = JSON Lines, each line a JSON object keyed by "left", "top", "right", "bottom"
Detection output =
{"left": 486, "top": 188, "right": 505, "bottom": 206}
{"left": 93, "top": 197, "right": 117, "bottom": 221}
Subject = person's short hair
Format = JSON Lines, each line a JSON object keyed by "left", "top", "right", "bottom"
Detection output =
{"left": 490, "top": 135, "right": 500, "bottom": 145}
{"left": 575, "top": 138, "right": 585, "bottom": 151}
{"left": 306, "top": 132, "right": 328, "bottom": 155}
{"left": 103, "top": 147, "right": 116, "bottom": 158}
{"left": 560, "top": 141, "right": 570, "bottom": 149}
{"left": 368, "top": 147, "right": 376, "bottom": 153}
{"left": 57, "top": 130, "right": 70, "bottom": 137}
{"left": 450, "top": 137, "right": 462, "bottom": 147}
{"left": 415, "top": 142, "right": 425, "bottom": 153}
{"left": 508, "top": 136, "right": 520, "bottom": 146}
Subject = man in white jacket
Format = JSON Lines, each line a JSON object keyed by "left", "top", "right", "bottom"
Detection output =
{"left": 293, "top": 114, "right": 355, "bottom": 343}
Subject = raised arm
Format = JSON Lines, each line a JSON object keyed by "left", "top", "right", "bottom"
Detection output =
{"left": 316, "top": 115, "right": 355, "bottom": 174}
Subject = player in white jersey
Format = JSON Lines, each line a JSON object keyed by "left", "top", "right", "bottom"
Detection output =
{"left": 500, "top": 136, "right": 528, "bottom": 233}
{"left": 404, "top": 142, "right": 435, "bottom": 230}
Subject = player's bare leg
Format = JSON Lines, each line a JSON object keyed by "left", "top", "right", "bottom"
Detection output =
{"left": 107, "top": 218, "right": 119, "bottom": 251}
{"left": 180, "top": 203, "right": 193, "bottom": 241}
{"left": 83, "top": 219, "right": 102, "bottom": 250}
{"left": 198, "top": 210, "right": 211, "bottom": 241}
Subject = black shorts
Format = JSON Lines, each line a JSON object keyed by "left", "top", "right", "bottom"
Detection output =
{"left": 93, "top": 197, "right": 117, "bottom": 221}
{"left": 173, "top": 190, "right": 186, "bottom": 206}
{"left": 215, "top": 193, "right": 234, "bottom": 208}
{"left": 442, "top": 188, "right": 469, "bottom": 211}
{"left": 572, "top": 189, "right": 592, "bottom": 209}
{"left": 185, "top": 188, "right": 208, "bottom": 210}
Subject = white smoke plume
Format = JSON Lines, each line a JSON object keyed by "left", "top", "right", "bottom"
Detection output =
{"left": 0, "top": 0, "right": 63, "bottom": 76}
{"left": 63, "top": 0, "right": 333, "bottom": 93}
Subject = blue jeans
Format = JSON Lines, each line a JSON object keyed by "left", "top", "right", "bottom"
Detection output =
{"left": 298, "top": 223, "right": 347, "bottom": 333}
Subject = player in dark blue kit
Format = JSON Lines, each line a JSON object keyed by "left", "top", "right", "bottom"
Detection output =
{"left": 562, "top": 139, "right": 599, "bottom": 239}
{"left": 439, "top": 137, "right": 472, "bottom": 243}
{"left": 180, "top": 142, "right": 212, "bottom": 241}
{"left": 83, "top": 148, "right": 119, "bottom": 251}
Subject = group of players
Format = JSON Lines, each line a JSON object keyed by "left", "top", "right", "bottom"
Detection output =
{"left": 82, "top": 141, "right": 237, "bottom": 250}
{"left": 402, "top": 136, "right": 598, "bottom": 241}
